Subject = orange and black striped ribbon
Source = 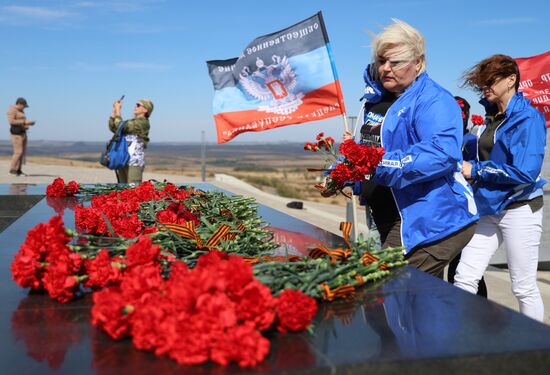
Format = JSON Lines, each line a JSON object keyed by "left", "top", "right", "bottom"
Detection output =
{"left": 161, "top": 221, "right": 201, "bottom": 244}
{"left": 160, "top": 221, "right": 233, "bottom": 250}
{"left": 339, "top": 221, "right": 352, "bottom": 250}
{"left": 222, "top": 223, "right": 246, "bottom": 241}
{"left": 321, "top": 283, "right": 356, "bottom": 301}
{"left": 361, "top": 251, "right": 388, "bottom": 270}
{"left": 204, "top": 224, "right": 232, "bottom": 248}
{"left": 308, "top": 222, "right": 353, "bottom": 264}
{"left": 187, "top": 187, "right": 205, "bottom": 196}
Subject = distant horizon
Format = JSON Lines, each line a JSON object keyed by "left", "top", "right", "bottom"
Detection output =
{"left": 0, "top": 139, "right": 313, "bottom": 146}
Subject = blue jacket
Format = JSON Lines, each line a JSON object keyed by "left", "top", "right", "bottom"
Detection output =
{"left": 368, "top": 72, "right": 479, "bottom": 252}
{"left": 470, "top": 93, "right": 546, "bottom": 216}
{"left": 463, "top": 132, "right": 477, "bottom": 162}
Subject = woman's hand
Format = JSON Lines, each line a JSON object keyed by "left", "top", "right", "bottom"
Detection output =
{"left": 112, "top": 100, "right": 122, "bottom": 117}
{"left": 461, "top": 161, "right": 473, "bottom": 179}
{"left": 113, "top": 100, "right": 122, "bottom": 111}
{"left": 343, "top": 131, "right": 353, "bottom": 141}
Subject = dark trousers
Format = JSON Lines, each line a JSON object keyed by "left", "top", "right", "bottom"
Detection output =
{"left": 382, "top": 221, "right": 477, "bottom": 279}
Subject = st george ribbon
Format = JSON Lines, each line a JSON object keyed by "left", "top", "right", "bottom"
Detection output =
{"left": 207, "top": 12, "right": 346, "bottom": 143}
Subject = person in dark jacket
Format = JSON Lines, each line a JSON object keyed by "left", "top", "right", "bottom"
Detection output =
{"left": 454, "top": 54, "right": 546, "bottom": 321}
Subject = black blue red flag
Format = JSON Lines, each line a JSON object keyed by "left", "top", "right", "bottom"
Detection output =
{"left": 207, "top": 12, "right": 346, "bottom": 143}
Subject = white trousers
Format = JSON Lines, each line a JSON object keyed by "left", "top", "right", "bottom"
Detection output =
{"left": 454, "top": 204, "right": 544, "bottom": 322}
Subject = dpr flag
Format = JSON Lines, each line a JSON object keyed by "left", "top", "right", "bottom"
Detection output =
{"left": 207, "top": 12, "right": 346, "bottom": 143}
{"left": 516, "top": 50, "right": 550, "bottom": 127}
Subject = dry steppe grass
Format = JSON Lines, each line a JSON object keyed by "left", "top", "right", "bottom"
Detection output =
{"left": 0, "top": 140, "right": 345, "bottom": 205}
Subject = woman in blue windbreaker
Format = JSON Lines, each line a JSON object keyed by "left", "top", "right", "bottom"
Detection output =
{"left": 344, "top": 19, "right": 479, "bottom": 278}
{"left": 454, "top": 54, "right": 546, "bottom": 321}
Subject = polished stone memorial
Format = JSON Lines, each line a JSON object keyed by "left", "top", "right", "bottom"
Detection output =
{"left": 1, "top": 183, "right": 550, "bottom": 374}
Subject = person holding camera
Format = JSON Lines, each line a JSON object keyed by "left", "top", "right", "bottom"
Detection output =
{"left": 6, "top": 97, "right": 35, "bottom": 176}
{"left": 108, "top": 97, "right": 153, "bottom": 183}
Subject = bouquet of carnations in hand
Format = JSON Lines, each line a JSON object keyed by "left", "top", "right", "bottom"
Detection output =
{"left": 304, "top": 132, "right": 385, "bottom": 197}
{"left": 471, "top": 114, "right": 485, "bottom": 126}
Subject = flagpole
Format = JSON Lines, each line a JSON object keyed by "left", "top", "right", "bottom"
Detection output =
{"left": 344, "top": 114, "right": 359, "bottom": 241}
{"left": 341, "top": 113, "right": 350, "bottom": 133}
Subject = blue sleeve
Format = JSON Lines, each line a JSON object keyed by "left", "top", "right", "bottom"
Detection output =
{"left": 373, "top": 96, "right": 463, "bottom": 189}
{"left": 471, "top": 111, "right": 546, "bottom": 185}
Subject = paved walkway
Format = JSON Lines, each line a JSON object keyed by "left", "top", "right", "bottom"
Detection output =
{"left": 2, "top": 159, "right": 550, "bottom": 324}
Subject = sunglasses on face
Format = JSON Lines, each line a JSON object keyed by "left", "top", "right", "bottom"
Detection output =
{"left": 135, "top": 103, "right": 142, "bottom": 107}
{"left": 376, "top": 56, "right": 413, "bottom": 71}
{"left": 483, "top": 76, "right": 504, "bottom": 89}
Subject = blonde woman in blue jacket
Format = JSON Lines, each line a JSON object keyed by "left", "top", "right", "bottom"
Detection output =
{"left": 455, "top": 54, "right": 546, "bottom": 321}
{"left": 345, "top": 19, "right": 479, "bottom": 278}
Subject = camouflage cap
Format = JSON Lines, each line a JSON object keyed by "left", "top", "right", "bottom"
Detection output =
{"left": 138, "top": 99, "right": 154, "bottom": 116}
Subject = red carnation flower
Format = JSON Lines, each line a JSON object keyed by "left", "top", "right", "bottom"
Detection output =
{"left": 339, "top": 139, "right": 357, "bottom": 158}
{"left": 329, "top": 163, "right": 352, "bottom": 185}
{"left": 46, "top": 178, "right": 79, "bottom": 197}
{"left": 471, "top": 114, "right": 485, "bottom": 126}
{"left": 234, "top": 280, "right": 276, "bottom": 331}
{"left": 83, "top": 249, "right": 123, "bottom": 290}
{"left": 125, "top": 236, "right": 160, "bottom": 269}
{"left": 210, "top": 323, "right": 270, "bottom": 367}
{"left": 91, "top": 286, "right": 134, "bottom": 340}
{"left": 11, "top": 250, "right": 43, "bottom": 290}
{"left": 276, "top": 289, "right": 317, "bottom": 333}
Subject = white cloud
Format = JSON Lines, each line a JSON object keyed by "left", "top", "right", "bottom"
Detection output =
{"left": 2, "top": 5, "right": 73, "bottom": 19}
{"left": 473, "top": 17, "right": 537, "bottom": 26}
{"left": 72, "top": 0, "right": 165, "bottom": 13}
{"left": 70, "top": 62, "right": 110, "bottom": 72}
{"left": 71, "top": 61, "right": 171, "bottom": 72}
{"left": 114, "top": 62, "right": 171, "bottom": 72}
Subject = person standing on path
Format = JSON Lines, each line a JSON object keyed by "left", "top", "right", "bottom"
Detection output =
{"left": 6, "top": 97, "right": 35, "bottom": 176}
{"left": 454, "top": 54, "right": 546, "bottom": 321}
{"left": 108, "top": 98, "right": 153, "bottom": 183}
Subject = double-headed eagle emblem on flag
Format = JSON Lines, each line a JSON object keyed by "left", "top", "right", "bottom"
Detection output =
{"left": 239, "top": 55, "right": 304, "bottom": 115}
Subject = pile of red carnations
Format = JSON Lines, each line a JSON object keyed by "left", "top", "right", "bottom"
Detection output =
{"left": 92, "top": 249, "right": 316, "bottom": 367}
{"left": 11, "top": 178, "right": 407, "bottom": 368}
{"left": 74, "top": 180, "right": 191, "bottom": 238}
{"left": 305, "top": 132, "right": 385, "bottom": 196}
{"left": 11, "top": 215, "right": 82, "bottom": 303}
{"left": 10, "top": 178, "right": 320, "bottom": 368}
{"left": 45, "top": 178, "right": 79, "bottom": 197}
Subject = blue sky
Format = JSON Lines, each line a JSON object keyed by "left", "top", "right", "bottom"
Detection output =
{"left": 1, "top": 0, "right": 548, "bottom": 144}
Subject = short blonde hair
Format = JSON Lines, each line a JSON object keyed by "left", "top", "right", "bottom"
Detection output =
{"left": 371, "top": 19, "right": 426, "bottom": 74}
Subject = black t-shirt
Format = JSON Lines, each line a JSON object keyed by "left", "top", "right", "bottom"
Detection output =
{"left": 478, "top": 112, "right": 504, "bottom": 161}
{"left": 359, "top": 93, "right": 400, "bottom": 234}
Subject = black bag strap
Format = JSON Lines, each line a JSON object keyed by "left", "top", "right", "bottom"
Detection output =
{"left": 106, "top": 120, "right": 127, "bottom": 149}
{"left": 116, "top": 120, "right": 127, "bottom": 137}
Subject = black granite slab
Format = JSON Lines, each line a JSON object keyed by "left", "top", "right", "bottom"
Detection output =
{"left": 1, "top": 183, "right": 550, "bottom": 374}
